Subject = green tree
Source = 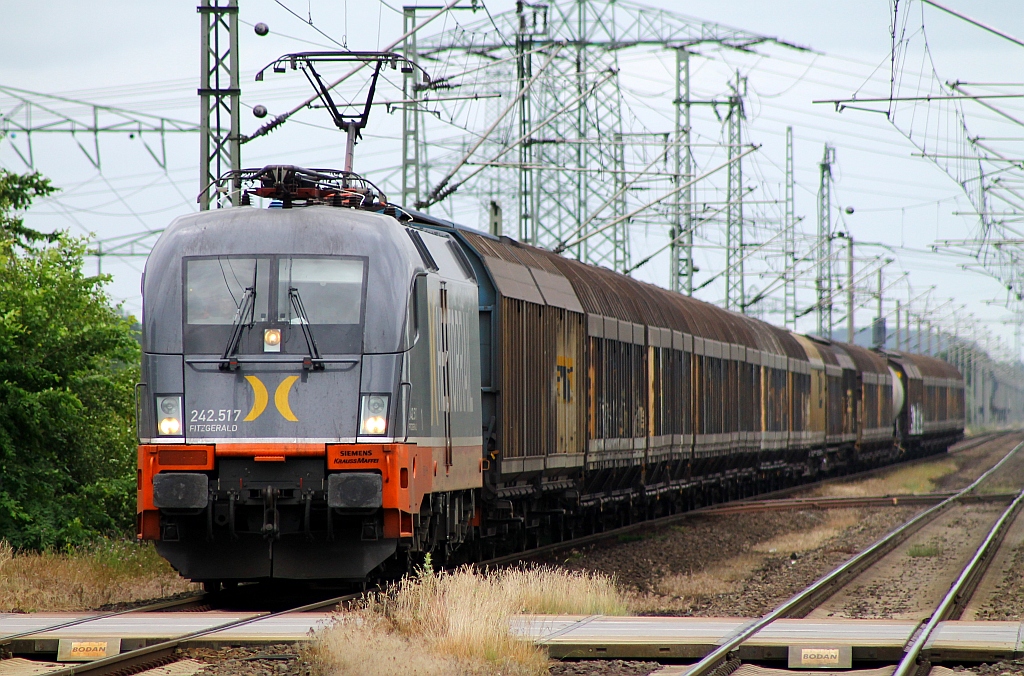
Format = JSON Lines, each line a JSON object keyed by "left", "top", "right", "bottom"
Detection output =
{"left": 0, "top": 169, "right": 140, "bottom": 549}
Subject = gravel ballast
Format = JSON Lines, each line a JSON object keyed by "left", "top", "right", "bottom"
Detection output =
{"left": 546, "top": 506, "right": 919, "bottom": 616}
{"left": 549, "top": 660, "right": 662, "bottom": 676}
{"left": 179, "top": 644, "right": 311, "bottom": 676}
{"left": 542, "top": 435, "right": 1024, "bottom": 618}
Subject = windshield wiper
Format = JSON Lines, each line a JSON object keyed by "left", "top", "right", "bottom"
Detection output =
{"left": 220, "top": 286, "right": 255, "bottom": 371}
{"left": 289, "top": 287, "right": 324, "bottom": 370}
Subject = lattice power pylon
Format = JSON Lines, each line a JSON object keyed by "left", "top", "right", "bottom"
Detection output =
{"left": 724, "top": 73, "right": 746, "bottom": 311}
{"left": 415, "top": 0, "right": 801, "bottom": 281}
{"left": 670, "top": 48, "right": 693, "bottom": 295}
{"left": 0, "top": 86, "right": 198, "bottom": 171}
{"left": 816, "top": 144, "right": 836, "bottom": 338}
{"left": 784, "top": 126, "right": 796, "bottom": 329}
{"left": 401, "top": 7, "right": 430, "bottom": 211}
{"left": 507, "top": 0, "right": 631, "bottom": 271}
{"left": 199, "top": 0, "right": 241, "bottom": 210}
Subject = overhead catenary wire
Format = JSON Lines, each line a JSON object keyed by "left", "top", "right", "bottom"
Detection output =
{"left": 271, "top": 0, "right": 347, "bottom": 49}
{"left": 558, "top": 145, "right": 760, "bottom": 252}
{"left": 418, "top": 69, "right": 618, "bottom": 208}
{"left": 423, "top": 44, "right": 563, "bottom": 203}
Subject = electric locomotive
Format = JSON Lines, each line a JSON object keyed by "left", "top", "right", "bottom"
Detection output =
{"left": 137, "top": 165, "right": 965, "bottom": 586}
{"left": 137, "top": 168, "right": 481, "bottom": 582}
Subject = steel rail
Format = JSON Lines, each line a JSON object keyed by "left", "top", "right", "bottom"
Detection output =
{"left": 0, "top": 592, "right": 208, "bottom": 646}
{"left": 893, "top": 487, "right": 1024, "bottom": 676}
{"left": 679, "top": 439, "right": 1024, "bottom": 676}
{"left": 699, "top": 491, "right": 1014, "bottom": 514}
{"left": 477, "top": 491, "right": 1009, "bottom": 570}
{"left": 41, "top": 592, "right": 360, "bottom": 676}
{"left": 948, "top": 431, "right": 1007, "bottom": 454}
{"left": 737, "top": 430, "right": 1010, "bottom": 504}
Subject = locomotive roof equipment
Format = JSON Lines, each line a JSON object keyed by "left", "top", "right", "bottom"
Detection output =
{"left": 254, "top": 51, "right": 430, "bottom": 173}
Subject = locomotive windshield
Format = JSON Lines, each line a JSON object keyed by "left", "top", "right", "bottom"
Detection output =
{"left": 277, "top": 258, "right": 364, "bottom": 325}
{"left": 186, "top": 257, "right": 270, "bottom": 325}
{"left": 183, "top": 255, "right": 367, "bottom": 354}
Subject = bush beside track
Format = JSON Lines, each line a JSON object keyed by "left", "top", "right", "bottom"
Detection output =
{"left": 0, "top": 170, "right": 140, "bottom": 549}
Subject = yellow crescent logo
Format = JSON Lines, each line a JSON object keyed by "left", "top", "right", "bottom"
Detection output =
{"left": 243, "top": 376, "right": 268, "bottom": 421}
{"left": 275, "top": 375, "right": 300, "bottom": 422}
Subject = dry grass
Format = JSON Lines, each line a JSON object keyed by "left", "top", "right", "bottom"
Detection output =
{"left": 654, "top": 553, "right": 761, "bottom": 600}
{"left": 812, "top": 459, "right": 958, "bottom": 498}
{"left": 0, "top": 539, "right": 196, "bottom": 612}
{"left": 309, "top": 614, "right": 476, "bottom": 676}
{"left": 652, "top": 510, "right": 862, "bottom": 606}
{"left": 308, "top": 564, "right": 629, "bottom": 676}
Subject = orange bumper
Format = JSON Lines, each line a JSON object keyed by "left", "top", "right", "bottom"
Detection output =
{"left": 136, "top": 444, "right": 214, "bottom": 540}
{"left": 326, "top": 443, "right": 433, "bottom": 538}
{"left": 137, "top": 442, "right": 433, "bottom": 541}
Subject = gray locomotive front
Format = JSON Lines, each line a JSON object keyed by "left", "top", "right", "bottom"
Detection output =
{"left": 136, "top": 205, "right": 482, "bottom": 583}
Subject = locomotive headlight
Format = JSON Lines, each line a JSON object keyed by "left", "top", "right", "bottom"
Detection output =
{"left": 264, "top": 328, "right": 282, "bottom": 352}
{"left": 359, "top": 394, "right": 390, "bottom": 436}
{"left": 155, "top": 396, "right": 182, "bottom": 437}
{"left": 158, "top": 417, "right": 182, "bottom": 436}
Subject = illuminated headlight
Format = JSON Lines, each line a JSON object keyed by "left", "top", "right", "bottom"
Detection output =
{"left": 156, "top": 395, "right": 182, "bottom": 437}
{"left": 158, "top": 417, "right": 182, "bottom": 435}
{"left": 264, "top": 328, "right": 281, "bottom": 352}
{"left": 359, "top": 394, "right": 390, "bottom": 436}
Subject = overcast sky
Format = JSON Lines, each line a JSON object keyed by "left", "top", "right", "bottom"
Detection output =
{"left": 2, "top": 0, "right": 1022, "bottom": 357}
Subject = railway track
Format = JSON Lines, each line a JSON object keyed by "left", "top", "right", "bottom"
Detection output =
{"left": 0, "top": 593, "right": 209, "bottom": 649}
{"left": 659, "top": 440, "right": 1024, "bottom": 675}
{"left": 523, "top": 436, "right": 1024, "bottom": 672}
{"left": 0, "top": 593, "right": 357, "bottom": 675}
{"left": 1, "top": 432, "right": 1018, "bottom": 674}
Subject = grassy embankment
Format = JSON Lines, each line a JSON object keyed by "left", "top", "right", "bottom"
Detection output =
{"left": 0, "top": 539, "right": 196, "bottom": 612}
{"left": 308, "top": 564, "right": 629, "bottom": 676}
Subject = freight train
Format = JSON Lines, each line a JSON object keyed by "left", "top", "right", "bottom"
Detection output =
{"left": 136, "top": 165, "right": 965, "bottom": 587}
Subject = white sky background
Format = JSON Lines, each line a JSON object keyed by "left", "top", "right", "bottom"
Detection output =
{"left": 1, "top": 0, "right": 1022, "bottom": 359}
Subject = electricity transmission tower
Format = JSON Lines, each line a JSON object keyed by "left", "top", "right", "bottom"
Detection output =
{"left": 724, "top": 72, "right": 746, "bottom": 311}
{"left": 401, "top": 7, "right": 429, "bottom": 211}
{"left": 784, "top": 126, "right": 796, "bottom": 329}
{"left": 0, "top": 88, "right": 198, "bottom": 271}
{"left": 671, "top": 48, "right": 693, "bottom": 295}
{"left": 198, "top": 0, "right": 241, "bottom": 210}
{"left": 414, "top": 0, "right": 802, "bottom": 284}
{"left": 0, "top": 86, "right": 198, "bottom": 171}
{"left": 816, "top": 144, "right": 835, "bottom": 338}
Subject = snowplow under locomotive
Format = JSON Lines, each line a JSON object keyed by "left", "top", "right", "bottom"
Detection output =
{"left": 136, "top": 166, "right": 965, "bottom": 585}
